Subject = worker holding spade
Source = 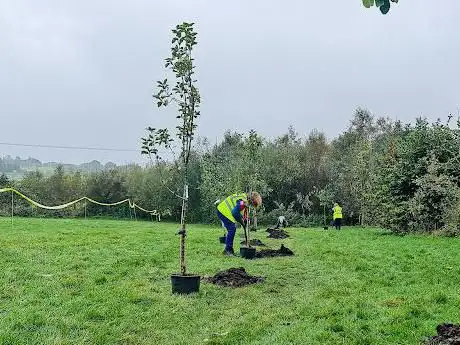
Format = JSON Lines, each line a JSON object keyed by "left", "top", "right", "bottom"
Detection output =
{"left": 216, "top": 192, "right": 262, "bottom": 256}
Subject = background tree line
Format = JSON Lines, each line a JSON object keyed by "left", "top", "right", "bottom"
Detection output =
{"left": 1, "top": 108, "right": 460, "bottom": 235}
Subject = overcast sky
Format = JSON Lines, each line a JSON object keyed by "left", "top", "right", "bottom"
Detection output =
{"left": 1, "top": 0, "right": 459, "bottom": 164}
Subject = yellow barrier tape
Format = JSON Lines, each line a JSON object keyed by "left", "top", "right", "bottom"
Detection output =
{"left": 133, "top": 203, "right": 161, "bottom": 220}
{"left": 0, "top": 187, "right": 160, "bottom": 217}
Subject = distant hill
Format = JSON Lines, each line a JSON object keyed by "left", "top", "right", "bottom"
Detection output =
{"left": 0, "top": 156, "right": 122, "bottom": 179}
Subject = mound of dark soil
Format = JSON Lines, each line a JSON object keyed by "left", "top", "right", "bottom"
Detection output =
{"left": 424, "top": 323, "right": 460, "bottom": 345}
{"left": 204, "top": 267, "right": 264, "bottom": 288}
{"left": 255, "top": 244, "right": 294, "bottom": 258}
{"left": 266, "top": 228, "right": 289, "bottom": 239}
{"left": 240, "top": 239, "right": 266, "bottom": 246}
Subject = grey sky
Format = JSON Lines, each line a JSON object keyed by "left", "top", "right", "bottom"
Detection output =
{"left": 1, "top": 0, "right": 459, "bottom": 164}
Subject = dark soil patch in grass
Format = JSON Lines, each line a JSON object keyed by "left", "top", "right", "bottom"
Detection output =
{"left": 255, "top": 244, "right": 294, "bottom": 258}
{"left": 240, "top": 239, "right": 266, "bottom": 246}
{"left": 266, "top": 228, "right": 289, "bottom": 239}
{"left": 204, "top": 267, "right": 264, "bottom": 288}
{"left": 424, "top": 323, "right": 460, "bottom": 345}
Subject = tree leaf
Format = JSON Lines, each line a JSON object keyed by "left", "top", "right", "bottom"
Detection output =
{"left": 362, "top": 0, "right": 374, "bottom": 8}
{"left": 380, "top": 0, "right": 391, "bottom": 14}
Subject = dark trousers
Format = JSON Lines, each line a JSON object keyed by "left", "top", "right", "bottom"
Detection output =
{"left": 275, "top": 220, "right": 286, "bottom": 229}
{"left": 334, "top": 218, "right": 342, "bottom": 230}
{"left": 217, "top": 210, "right": 237, "bottom": 251}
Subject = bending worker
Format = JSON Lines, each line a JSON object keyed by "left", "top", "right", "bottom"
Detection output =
{"left": 275, "top": 215, "right": 288, "bottom": 229}
{"left": 216, "top": 191, "right": 262, "bottom": 256}
{"left": 332, "top": 202, "right": 343, "bottom": 230}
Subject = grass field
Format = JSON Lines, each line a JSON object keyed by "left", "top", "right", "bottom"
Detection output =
{"left": 0, "top": 217, "right": 459, "bottom": 345}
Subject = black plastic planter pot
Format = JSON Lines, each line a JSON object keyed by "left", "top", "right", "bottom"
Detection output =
{"left": 219, "top": 236, "right": 226, "bottom": 244}
{"left": 240, "top": 246, "right": 256, "bottom": 259}
{"left": 171, "top": 274, "right": 200, "bottom": 294}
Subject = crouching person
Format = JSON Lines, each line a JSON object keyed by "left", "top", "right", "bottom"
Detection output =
{"left": 275, "top": 215, "right": 288, "bottom": 229}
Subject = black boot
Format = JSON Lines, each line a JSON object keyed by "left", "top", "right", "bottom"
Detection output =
{"left": 222, "top": 248, "right": 235, "bottom": 256}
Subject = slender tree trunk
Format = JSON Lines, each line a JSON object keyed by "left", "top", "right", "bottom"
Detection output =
{"left": 179, "top": 184, "right": 188, "bottom": 275}
{"left": 245, "top": 207, "right": 250, "bottom": 246}
{"left": 11, "top": 190, "right": 14, "bottom": 227}
{"left": 323, "top": 205, "right": 326, "bottom": 226}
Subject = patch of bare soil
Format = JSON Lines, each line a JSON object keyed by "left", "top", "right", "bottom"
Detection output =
{"left": 266, "top": 228, "right": 289, "bottom": 239}
{"left": 424, "top": 323, "right": 460, "bottom": 345}
{"left": 255, "top": 244, "right": 294, "bottom": 258}
{"left": 203, "top": 267, "right": 264, "bottom": 288}
{"left": 240, "top": 239, "right": 266, "bottom": 246}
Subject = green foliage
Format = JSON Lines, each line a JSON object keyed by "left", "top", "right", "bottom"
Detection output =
{"left": 0, "top": 173, "right": 12, "bottom": 217}
{"left": 259, "top": 127, "right": 329, "bottom": 220}
{"left": 86, "top": 169, "right": 131, "bottom": 218}
{"left": 407, "top": 156, "right": 459, "bottom": 232}
{"left": 442, "top": 191, "right": 460, "bottom": 237}
{"left": 327, "top": 108, "right": 390, "bottom": 225}
{"left": 372, "top": 119, "right": 460, "bottom": 233}
{"left": 4, "top": 109, "right": 460, "bottom": 235}
{"left": 243, "top": 130, "right": 269, "bottom": 199}
{"left": 362, "top": 0, "right": 399, "bottom": 14}
{"left": 142, "top": 22, "right": 201, "bottom": 209}
{"left": 140, "top": 22, "right": 201, "bottom": 218}
{"left": 141, "top": 127, "right": 173, "bottom": 160}
{"left": 0, "top": 173, "right": 11, "bottom": 187}
{"left": 145, "top": 22, "right": 200, "bottom": 170}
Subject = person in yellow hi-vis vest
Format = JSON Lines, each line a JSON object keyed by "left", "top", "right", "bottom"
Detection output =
{"left": 332, "top": 202, "right": 343, "bottom": 230}
{"left": 216, "top": 192, "right": 262, "bottom": 256}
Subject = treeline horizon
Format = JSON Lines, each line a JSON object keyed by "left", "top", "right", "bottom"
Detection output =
{"left": 1, "top": 108, "right": 460, "bottom": 235}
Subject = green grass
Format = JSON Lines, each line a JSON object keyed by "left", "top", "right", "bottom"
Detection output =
{"left": 0, "top": 218, "right": 459, "bottom": 345}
